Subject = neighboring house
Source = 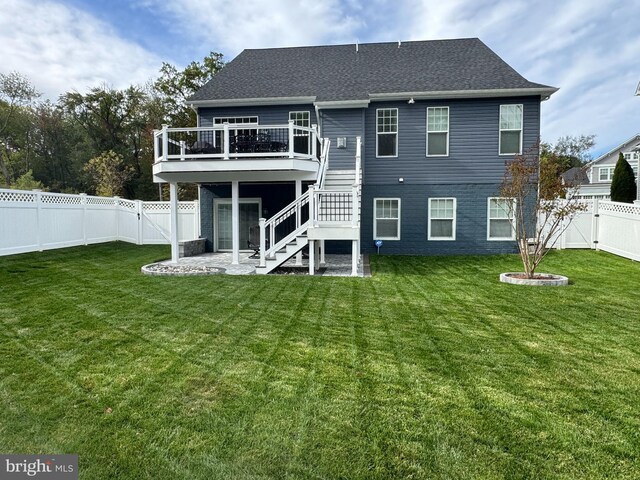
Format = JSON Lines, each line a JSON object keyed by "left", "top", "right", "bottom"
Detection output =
{"left": 152, "top": 38, "right": 557, "bottom": 274}
{"left": 574, "top": 134, "right": 640, "bottom": 199}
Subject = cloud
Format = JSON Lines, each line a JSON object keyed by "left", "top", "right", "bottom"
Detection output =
{"left": 0, "top": 0, "right": 163, "bottom": 100}
{"left": 137, "top": 0, "right": 363, "bottom": 57}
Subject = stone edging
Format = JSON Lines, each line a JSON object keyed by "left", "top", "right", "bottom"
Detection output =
{"left": 499, "top": 272, "right": 569, "bottom": 286}
{"left": 141, "top": 263, "right": 225, "bottom": 276}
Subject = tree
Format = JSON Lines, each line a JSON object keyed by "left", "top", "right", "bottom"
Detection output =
{"left": 610, "top": 152, "right": 637, "bottom": 203}
{"left": 0, "top": 72, "right": 40, "bottom": 185}
{"left": 12, "top": 170, "right": 44, "bottom": 191}
{"left": 540, "top": 134, "right": 596, "bottom": 171}
{"left": 83, "top": 151, "right": 134, "bottom": 197}
{"left": 153, "top": 52, "right": 224, "bottom": 126}
{"left": 500, "top": 143, "right": 587, "bottom": 278}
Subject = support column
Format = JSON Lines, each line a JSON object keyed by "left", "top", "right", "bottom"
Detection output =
{"left": 232, "top": 180, "right": 240, "bottom": 265}
{"left": 295, "top": 179, "right": 303, "bottom": 266}
{"left": 169, "top": 182, "right": 179, "bottom": 263}
{"left": 308, "top": 240, "right": 315, "bottom": 275}
{"left": 320, "top": 240, "right": 326, "bottom": 266}
{"left": 351, "top": 239, "right": 358, "bottom": 276}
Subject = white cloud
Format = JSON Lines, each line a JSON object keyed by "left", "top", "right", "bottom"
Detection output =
{"left": 0, "top": 0, "right": 163, "bottom": 100}
{"left": 137, "top": 0, "right": 363, "bottom": 57}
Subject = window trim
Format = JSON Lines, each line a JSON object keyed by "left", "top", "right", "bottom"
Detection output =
{"left": 487, "top": 197, "right": 516, "bottom": 241}
{"left": 428, "top": 197, "right": 456, "bottom": 241}
{"left": 376, "top": 108, "right": 398, "bottom": 158}
{"left": 426, "top": 106, "right": 450, "bottom": 157}
{"left": 498, "top": 104, "right": 523, "bottom": 156}
{"left": 599, "top": 166, "right": 615, "bottom": 182}
{"left": 373, "top": 197, "right": 401, "bottom": 240}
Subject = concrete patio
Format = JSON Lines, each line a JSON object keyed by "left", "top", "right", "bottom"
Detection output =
{"left": 143, "top": 252, "right": 369, "bottom": 277}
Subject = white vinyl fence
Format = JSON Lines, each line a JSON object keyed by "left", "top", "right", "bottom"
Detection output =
{"left": 0, "top": 188, "right": 200, "bottom": 257}
{"left": 552, "top": 199, "right": 640, "bottom": 262}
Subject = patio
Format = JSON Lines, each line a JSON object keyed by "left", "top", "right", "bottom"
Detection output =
{"left": 142, "top": 252, "right": 369, "bottom": 276}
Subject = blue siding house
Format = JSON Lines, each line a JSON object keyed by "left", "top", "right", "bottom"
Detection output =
{"left": 152, "top": 38, "right": 557, "bottom": 274}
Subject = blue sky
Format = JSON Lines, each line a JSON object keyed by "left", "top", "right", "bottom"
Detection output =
{"left": 1, "top": 0, "right": 639, "bottom": 157}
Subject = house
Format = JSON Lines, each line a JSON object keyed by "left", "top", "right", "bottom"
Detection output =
{"left": 572, "top": 134, "right": 640, "bottom": 199}
{"left": 152, "top": 38, "right": 557, "bottom": 274}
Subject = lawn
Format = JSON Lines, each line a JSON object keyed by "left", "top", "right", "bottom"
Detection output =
{"left": 0, "top": 243, "right": 639, "bottom": 479}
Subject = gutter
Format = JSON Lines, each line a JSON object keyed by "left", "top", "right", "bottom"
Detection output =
{"left": 368, "top": 87, "right": 559, "bottom": 102}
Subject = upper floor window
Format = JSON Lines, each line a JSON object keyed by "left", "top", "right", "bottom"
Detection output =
{"left": 499, "top": 105, "right": 523, "bottom": 155}
{"left": 599, "top": 166, "right": 615, "bottom": 182}
{"left": 487, "top": 197, "right": 516, "bottom": 241}
{"left": 376, "top": 109, "right": 398, "bottom": 157}
{"left": 427, "top": 107, "right": 449, "bottom": 156}
{"left": 374, "top": 198, "right": 400, "bottom": 240}
{"left": 213, "top": 116, "right": 258, "bottom": 147}
{"left": 290, "top": 111, "right": 311, "bottom": 154}
{"left": 428, "top": 198, "right": 456, "bottom": 240}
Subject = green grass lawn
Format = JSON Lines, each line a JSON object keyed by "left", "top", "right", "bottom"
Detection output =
{"left": 0, "top": 243, "right": 639, "bottom": 479}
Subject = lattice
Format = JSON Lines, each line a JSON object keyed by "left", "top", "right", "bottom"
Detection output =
{"left": 0, "top": 190, "right": 36, "bottom": 203}
{"left": 178, "top": 202, "right": 197, "bottom": 211}
{"left": 600, "top": 201, "right": 640, "bottom": 216}
{"left": 41, "top": 193, "right": 82, "bottom": 205}
{"left": 144, "top": 203, "right": 170, "bottom": 212}
{"left": 118, "top": 199, "right": 137, "bottom": 210}
{"left": 86, "top": 196, "right": 116, "bottom": 205}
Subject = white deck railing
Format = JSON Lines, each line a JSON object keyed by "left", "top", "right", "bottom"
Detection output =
{"left": 153, "top": 121, "right": 321, "bottom": 163}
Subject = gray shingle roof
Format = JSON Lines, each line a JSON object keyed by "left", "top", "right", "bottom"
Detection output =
{"left": 190, "top": 38, "right": 556, "bottom": 103}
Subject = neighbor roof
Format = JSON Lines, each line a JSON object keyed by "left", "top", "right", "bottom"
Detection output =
{"left": 189, "top": 38, "right": 557, "bottom": 105}
{"left": 561, "top": 167, "right": 590, "bottom": 185}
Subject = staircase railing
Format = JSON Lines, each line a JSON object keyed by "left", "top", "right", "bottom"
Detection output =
{"left": 259, "top": 191, "right": 310, "bottom": 267}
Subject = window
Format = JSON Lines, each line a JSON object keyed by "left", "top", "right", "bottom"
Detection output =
{"left": 428, "top": 198, "right": 456, "bottom": 240}
{"left": 499, "top": 105, "right": 523, "bottom": 155}
{"left": 624, "top": 153, "right": 632, "bottom": 161}
{"left": 487, "top": 197, "right": 516, "bottom": 241}
{"left": 374, "top": 198, "right": 400, "bottom": 240}
{"left": 290, "top": 111, "right": 311, "bottom": 154}
{"left": 376, "top": 109, "right": 398, "bottom": 157}
{"left": 213, "top": 116, "right": 258, "bottom": 147}
{"left": 599, "top": 166, "right": 615, "bottom": 182}
{"left": 427, "top": 107, "right": 449, "bottom": 156}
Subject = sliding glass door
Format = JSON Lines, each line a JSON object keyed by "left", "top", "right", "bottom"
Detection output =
{"left": 214, "top": 199, "right": 261, "bottom": 251}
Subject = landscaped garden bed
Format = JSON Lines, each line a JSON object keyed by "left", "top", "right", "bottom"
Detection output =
{"left": 0, "top": 243, "right": 638, "bottom": 479}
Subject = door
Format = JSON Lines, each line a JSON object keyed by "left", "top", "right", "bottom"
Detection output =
{"left": 214, "top": 199, "right": 261, "bottom": 251}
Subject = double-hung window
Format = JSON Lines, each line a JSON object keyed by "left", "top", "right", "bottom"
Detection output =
{"left": 499, "top": 105, "right": 523, "bottom": 155}
{"left": 428, "top": 198, "right": 456, "bottom": 240}
{"left": 374, "top": 198, "right": 400, "bottom": 240}
{"left": 426, "top": 107, "right": 449, "bottom": 156}
{"left": 376, "top": 109, "right": 398, "bottom": 157}
{"left": 487, "top": 197, "right": 516, "bottom": 240}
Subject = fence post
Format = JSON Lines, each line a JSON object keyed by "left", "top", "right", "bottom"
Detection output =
{"left": 194, "top": 200, "right": 200, "bottom": 239}
{"left": 136, "top": 200, "right": 144, "bottom": 245}
{"left": 259, "top": 217, "right": 266, "bottom": 267}
{"left": 288, "top": 120, "right": 295, "bottom": 158}
{"left": 114, "top": 196, "right": 120, "bottom": 241}
{"left": 80, "top": 193, "right": 87, "bottom": 245}
{"left": 592, "top": 198, "right": 600, "bottom": 251}
{"left": 34, "top": 189, "right": 43, "bottom": 251}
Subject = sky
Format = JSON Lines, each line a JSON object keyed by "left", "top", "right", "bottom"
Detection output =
{"left": 1, "top": 0, "right": 639, "bottom": 158}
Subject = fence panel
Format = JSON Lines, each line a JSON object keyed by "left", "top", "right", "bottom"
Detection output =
{"left": 0, "top": 188, "right": 200, "bottom": 256}
{"left": 597, "top": 201, "right": 640, "bottom": 261}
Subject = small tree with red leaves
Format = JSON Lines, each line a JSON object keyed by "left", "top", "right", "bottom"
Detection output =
{"left": 500, "top": 143, "right": 587, "bottom": 278}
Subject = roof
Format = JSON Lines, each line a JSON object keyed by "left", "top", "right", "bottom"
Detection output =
{"left": 189, "top": 38, "right": 557, "bottom": 105}
{"left": 561, "top": 167, "right": 590, "bottom": 185}
{"left": 590, "top": 134, "right": 640, "bottom": 166}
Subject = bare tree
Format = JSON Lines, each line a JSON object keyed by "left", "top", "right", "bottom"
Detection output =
{"left": 500, "top": 143, "right": 587, "bottom": 278}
